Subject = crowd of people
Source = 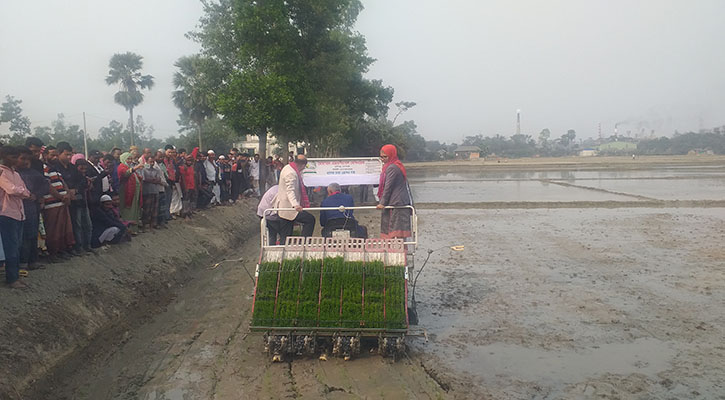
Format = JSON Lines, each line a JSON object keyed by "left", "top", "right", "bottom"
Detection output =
{"left": 0, "top": 137, "right": 282, "bottom": 289}
{"left": 1, "top": 139, "right": 412, "bottom": 290}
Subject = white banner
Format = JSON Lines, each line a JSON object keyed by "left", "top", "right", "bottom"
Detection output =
{"left": 302, "top": 158, "right": 382, "bottom": 186}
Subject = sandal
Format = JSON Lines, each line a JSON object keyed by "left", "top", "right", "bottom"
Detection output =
{"left": 8, "top": 280, "right": 28, "bottom": 289}
{"left": 19, "top": 269, "right": 29, "bottom": 277}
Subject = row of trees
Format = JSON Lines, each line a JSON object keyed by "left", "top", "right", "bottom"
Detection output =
{"left": 3, "top": 0, "right": 425, "bottom": 191}
{"left": 636, "top": 131, "right": 725, "bottom": 155}
{"left": 413, "top": 129, "right": 725, "bottom": 161}
{"left": 0, "top": 101, "right": 238, "bottom": 156}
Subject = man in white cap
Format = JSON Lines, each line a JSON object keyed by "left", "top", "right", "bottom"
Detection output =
{"left": 217, "top": 155, "right": 231, "bottom": 203}
{"left": 90, "top": 194, "right": 128, "bottom": 247}
{"left": 249, "top": 153, "right": 260, "bottom": 196}
{"left": 204, "top": 150, "right": 221, "bottom": 205}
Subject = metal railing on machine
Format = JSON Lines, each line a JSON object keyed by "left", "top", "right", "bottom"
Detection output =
{"left": 259, "top": 205, "right": 418, "bottom": 254}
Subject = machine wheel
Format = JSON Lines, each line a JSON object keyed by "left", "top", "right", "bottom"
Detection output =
{"left": 378, "top": 335, "right": 405, "bottom": 360}
{"left": 265, "top": 333, "right": 291, "bottom": 362}
{"left": 332, "top": 334, "right": 361, "bottom": 360}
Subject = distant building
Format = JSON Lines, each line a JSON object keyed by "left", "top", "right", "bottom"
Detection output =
{"left": 454, "top": 145, "right": 481, "bottom": 160}
{"left": 233, "top": 133, "right": 304, "bottom": 157}
{"left": 578, "top": 149, "right": 597, "bottom": 157}
{"left": 687, "top": 149, "right": 715, "bottom": 156}
{"left": 598, "top": 141, "right": 637, "bottom": 152}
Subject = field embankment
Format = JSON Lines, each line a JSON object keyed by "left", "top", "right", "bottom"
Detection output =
{"left": 0, "top": 202, "right": 259, "bottom": 399}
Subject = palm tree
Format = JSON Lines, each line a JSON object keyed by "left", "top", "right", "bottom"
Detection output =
{"left": 172, "top": 55, "right": 215, "bottom": 149}
{"left": 105, "top": 52, "right": 154, "bottom": 146}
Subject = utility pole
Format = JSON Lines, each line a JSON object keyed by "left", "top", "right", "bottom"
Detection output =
{"left": 83, "top": 112, "right": 88, "bottom": 158}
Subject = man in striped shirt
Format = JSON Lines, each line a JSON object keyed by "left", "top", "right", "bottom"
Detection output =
{"left": 42, "top": 146, "right": 75, "bottom": 261}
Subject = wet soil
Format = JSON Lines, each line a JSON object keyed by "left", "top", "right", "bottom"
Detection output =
{"left": 28, "top": 223, "right": 446, "bottom": 400}
{"left": 413, "top": 208, "right": 725, "bottom": 399}
{"left": 8, "top": 157, "right": 725, "bottom": 399}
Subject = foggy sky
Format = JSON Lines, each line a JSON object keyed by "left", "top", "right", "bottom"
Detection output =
{"left": 1, "top": 0, "right": 724, "bottom": 144}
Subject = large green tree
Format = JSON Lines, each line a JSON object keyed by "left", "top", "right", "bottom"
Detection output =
{"left": 190, "top": 0, "right": 395, "bottom": 192}
{"left": 105, "top": 52, "right": 155, "bottom": 147}
{"left": 192, "top": 0, "right": 301, "bottom": 193}
{"left": 172, "top": 55, "right": 217, "bottom": 149}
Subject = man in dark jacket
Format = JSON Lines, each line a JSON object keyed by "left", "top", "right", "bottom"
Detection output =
{"left": 90, "top": 194, "right": 128, "bottom": 247}
{"left": 18, "top": 147, "right": 49, "bottom": 270}
{"left": 320, "top": 183, "right": 366, "bottom": 238}
{"left": 194, "top": 151, "right": 212, "bottom": 208}
{"left": 86, "top": 150, "right": 110, "bottom": 209}
{"left": 24, "top": 137, "right": 45, "bottom": 174}
{"left": 53, "top": 142, "right": 90, "bottom": 256}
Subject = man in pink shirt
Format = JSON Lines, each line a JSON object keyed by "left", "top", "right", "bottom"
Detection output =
{"left": 0, "top": 145, "right": 31, "bottom": 289}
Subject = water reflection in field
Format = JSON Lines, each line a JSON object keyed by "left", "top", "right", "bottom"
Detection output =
{"left": 410, "top": 180, "right": 636, "bottom": 202}
{"left": 408, "top": 166, "right": 725, "bottom": 202}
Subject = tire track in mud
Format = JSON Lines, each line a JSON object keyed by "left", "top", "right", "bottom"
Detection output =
{"left": 286, "top": 362, "right": 301, "bottom": 397}
{"left": 542, "top": 179, "right": 660, "bottom": 201}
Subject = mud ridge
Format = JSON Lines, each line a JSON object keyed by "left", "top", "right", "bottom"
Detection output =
{"left": 406, "top": 155, "right": 725, "bottom": 171}
{"left": 543, "top": 179, "right": 659, "bottom": 201}
{"left": 0, "top": 201, "right": 259, "bottom": 400}
{"left": 415, "top": 200, "right": 725, "bottom": 209}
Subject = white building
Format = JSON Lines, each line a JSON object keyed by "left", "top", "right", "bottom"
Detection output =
{"left": 233, "top": 133, "right": 306, "bottom": 157}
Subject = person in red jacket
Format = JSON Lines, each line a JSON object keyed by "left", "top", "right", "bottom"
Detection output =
{"left": 179, "top": 155, "right": 197, "bottom": 219}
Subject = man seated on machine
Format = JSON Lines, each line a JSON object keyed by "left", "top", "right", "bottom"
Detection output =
{"left": 320, "top": 183, "right": 367, "bottom": 238}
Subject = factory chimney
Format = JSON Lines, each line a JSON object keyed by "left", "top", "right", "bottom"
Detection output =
{"left": 516, "top": 109, "right": 521, "bottom": 135}
{"left": 598, "top": 123, "right": 602, "bottom": 141}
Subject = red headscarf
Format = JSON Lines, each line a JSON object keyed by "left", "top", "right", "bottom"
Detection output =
{"left": 377, "top": 144, "right": 407, "bottom": 197}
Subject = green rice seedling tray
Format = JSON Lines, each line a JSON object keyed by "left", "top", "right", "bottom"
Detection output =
{"left": 251, "top": 257, "right": 407, "bottom": 330}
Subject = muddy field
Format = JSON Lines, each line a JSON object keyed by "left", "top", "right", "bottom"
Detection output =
{"left": 9, "top": 157, "right": 725, "bottom": 399}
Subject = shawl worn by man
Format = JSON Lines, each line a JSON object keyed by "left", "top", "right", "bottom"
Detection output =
{"left": 117, "top": 153, "right": 142, "bottom": 208}
{"left": 289, "top": 161, "right": 310, "bottom": 208}
{"left": 117, "top": 152, "right": 143, "bottom": 230}
{"left": 274, "top": 162, "right": 309, "bottom": 221}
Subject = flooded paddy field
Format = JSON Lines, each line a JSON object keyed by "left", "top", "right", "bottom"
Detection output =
{"left": 411, "top": 180, "right": 638, "bottom": 202}
{"left": 409, "top": 164, "right": 725, "bottom": 203}
{"left": 407, "top": 162, "right": 725, "bottom": 399}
